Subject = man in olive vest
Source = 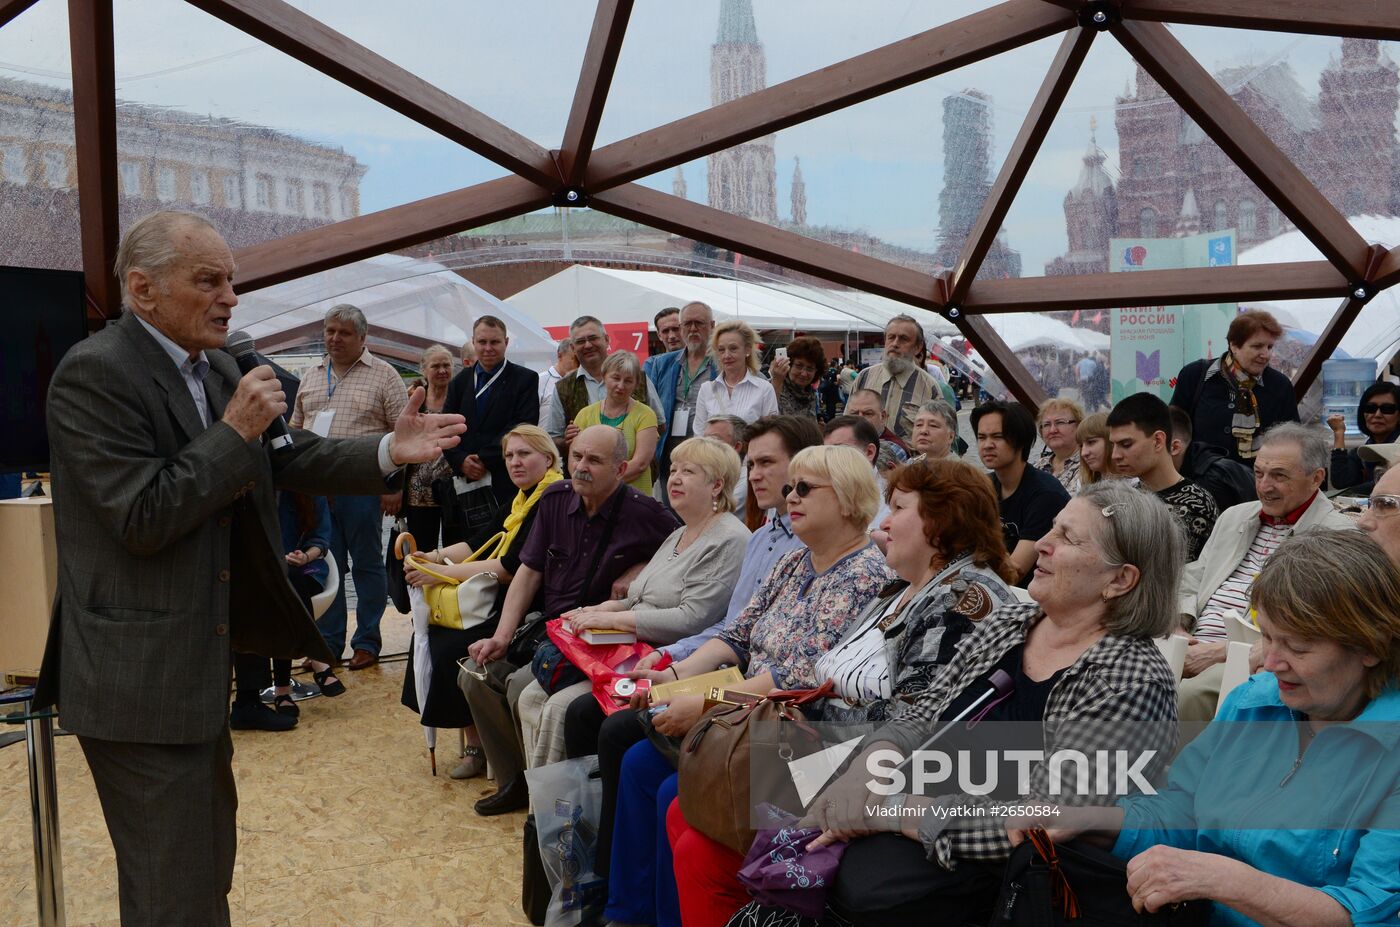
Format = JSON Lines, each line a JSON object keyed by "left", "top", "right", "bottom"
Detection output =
{"left": 541, "top": 315, "right": 664, "bottom": 461}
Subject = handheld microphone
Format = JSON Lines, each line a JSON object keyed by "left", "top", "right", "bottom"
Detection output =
{"left": 225, "top": 329, "right": 294, "bottom": 453}
{"left": 895, "top": 668, "right": 1014, "bottom": 777}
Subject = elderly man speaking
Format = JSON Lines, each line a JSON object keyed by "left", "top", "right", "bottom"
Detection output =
{"left": 33, "top": 210, "right": 465, "bottom": 926}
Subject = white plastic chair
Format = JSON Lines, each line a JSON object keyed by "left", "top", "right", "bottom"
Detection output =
{"left": 1153, "top": 634, "right": 1188, "bottom": 682}
{"left": 1215, "top": 640, "right": 1255, "bottom": 716}
{"left": 311, "top": 550, "right": 340, "bottom": 620}
{"left": 1224, "top": 610, "right": 1261, "bottom": 646}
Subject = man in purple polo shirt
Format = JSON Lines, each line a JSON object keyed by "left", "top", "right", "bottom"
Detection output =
{"left": 462, "top": 424, "right": 678, "bottom": 814}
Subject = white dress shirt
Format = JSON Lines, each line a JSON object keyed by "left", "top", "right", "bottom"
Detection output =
{"left": 694, "top": 369, "right": 779, "bottom": 426}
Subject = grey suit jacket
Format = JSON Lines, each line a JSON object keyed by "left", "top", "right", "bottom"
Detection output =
{"left": 33, "top": 313, "right": 393, "bottom": 744}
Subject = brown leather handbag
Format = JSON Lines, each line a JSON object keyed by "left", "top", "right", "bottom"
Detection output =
{"left": 677, "top": 680, "right": 835, "bottom": 854}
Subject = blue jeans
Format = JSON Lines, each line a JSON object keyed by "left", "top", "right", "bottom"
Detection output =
{"left": 606, "top": 740, "right": 681, "bottom": 927}
{"left": 319, "top": 494, "right": 387, "bottom": 658}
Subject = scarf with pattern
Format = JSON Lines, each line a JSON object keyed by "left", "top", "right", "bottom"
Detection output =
{"left": 1209, "top": 351, "right": 1262, "bottom": 459}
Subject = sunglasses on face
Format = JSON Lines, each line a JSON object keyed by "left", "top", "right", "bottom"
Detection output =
{"left": 781, "top": 480, "right": 829, "bottom": 498}
{"left": 1361, "top": 403, "right": 1400, "bottom": 415}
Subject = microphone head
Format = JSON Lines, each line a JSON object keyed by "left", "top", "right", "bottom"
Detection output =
{"left": 988, "top": 669, "right": 1015, "bottom": 696}
{"left": 225, "top": 329, "right": 256, "bottom": 359}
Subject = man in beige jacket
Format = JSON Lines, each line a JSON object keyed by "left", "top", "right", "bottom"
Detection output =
{"left": 1176, "top": 423, "right": 1353, "bottom": 722}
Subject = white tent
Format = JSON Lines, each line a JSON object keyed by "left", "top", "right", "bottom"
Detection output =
{"left": 504, "top": 265, "right": 896, "bottom": 335}
{"left": 232, "top": 254, "right": 558, "bottom": 371}
{"left": 978, "top": 312, "right": 1109, "bottom": 353}
{"left": 1240, "top": 216, "right": 1400, "bottom": 365}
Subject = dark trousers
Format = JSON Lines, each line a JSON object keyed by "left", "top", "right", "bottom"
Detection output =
{"left": 405, "top": 502, "right": 467, "bottom": 553}
{"left": 233, "top": 570, "right": 320, "bottom": 701}
{"left": 569, "top": 702, "right": 646, "bottom": 877}
{"left": 79, "top": 728, "right": 237, "bottom": 927}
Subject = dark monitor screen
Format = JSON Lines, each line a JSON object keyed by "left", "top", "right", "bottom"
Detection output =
{"left": 0, "top": 266, "right": 88, "bottom": 471}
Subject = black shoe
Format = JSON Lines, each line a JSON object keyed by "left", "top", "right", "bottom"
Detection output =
{"left": 474, "top": 775, "right": 528, "bottom": 816}
{"left": 230, "top": 700, "right": 297, "bottom": 732}
{"left": 312, "top": 665, "right": 347, "bottom": 697}
{"left": 273, "top": 694, "right": 300, "bottom": 719}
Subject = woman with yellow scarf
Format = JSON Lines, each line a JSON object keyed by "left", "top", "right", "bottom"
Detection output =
{"left": 401, "top": 424, "right": 563, "bottom": 779}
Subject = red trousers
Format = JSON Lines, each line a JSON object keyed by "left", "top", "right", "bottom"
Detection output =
{"left": 666, "top": 797, "right": 749, "bottom": 927}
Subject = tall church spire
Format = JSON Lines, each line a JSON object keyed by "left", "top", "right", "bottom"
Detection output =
{"left": 790, "top": 158, "right": 807, "bottom": 227}
{"left": 672, "top": 165, "right": 688, "bottom": 200}
{"left": 707, "top": 0, "right": 778, "bottom": 223}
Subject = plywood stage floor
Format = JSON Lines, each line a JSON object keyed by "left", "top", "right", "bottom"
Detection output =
{"left": 0, "top": 615, "right": 534, "bottom": 927}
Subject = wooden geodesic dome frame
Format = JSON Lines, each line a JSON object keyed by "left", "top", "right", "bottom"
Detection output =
{"left": 27, "top": 0, "right": 1400, "bottom": 407}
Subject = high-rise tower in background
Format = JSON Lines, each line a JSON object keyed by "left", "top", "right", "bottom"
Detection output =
{"left": 931, "top": 90, "right": 1022, "bottom": 280}
{"left": 707, "top": 0, "right": 778, "bottom": 223}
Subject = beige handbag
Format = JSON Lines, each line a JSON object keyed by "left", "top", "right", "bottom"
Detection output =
{"left": 397, "top": 531, "right": 501, "bottom": 631}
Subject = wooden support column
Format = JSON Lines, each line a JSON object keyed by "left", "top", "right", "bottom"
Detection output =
{"left": 1121, "top": 0, "right": 1400, "bottom": 41}
{"left": 68, "top": 0, "right": 120, "bottom": 322}
{"left": 558, "top": 0, "right": 633, "bottom": 186}
{"left": 1292, "top": 244, "right": 1390, "bottom": 397}
{"left": 0, "top": 0, "right": 41, "bottom": 30}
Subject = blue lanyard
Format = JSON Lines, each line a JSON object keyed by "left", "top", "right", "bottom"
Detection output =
{"left": 326, "top": 364, "right": 338, "bottom": 399}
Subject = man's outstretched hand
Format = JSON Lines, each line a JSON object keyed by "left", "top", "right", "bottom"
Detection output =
{"left": 389, "top": 386, "right": 466, "bottom": 465}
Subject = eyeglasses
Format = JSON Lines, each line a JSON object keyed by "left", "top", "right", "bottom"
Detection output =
{"left": 1365, "top": 494, "right": 1400, "bottom": 518}
{"left": 1039, "top": 419, "right": 1078, "bottom": 431}
{"left": 781, "top": 480, "right": 830, "bottom": 498}
{"left": 1361, "top": 403, "right": 1400, "bottom": 415}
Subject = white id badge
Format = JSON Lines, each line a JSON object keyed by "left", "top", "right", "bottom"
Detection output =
{"left": 310, "top": 409, "right": 335, "bottom": 437}
{"left": 671, "top": 409, "right": 689, "bottom": 436}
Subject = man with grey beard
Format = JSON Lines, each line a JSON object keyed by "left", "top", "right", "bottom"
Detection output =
{"left": 843, "top": 313, "right": 938, "bottom": 441}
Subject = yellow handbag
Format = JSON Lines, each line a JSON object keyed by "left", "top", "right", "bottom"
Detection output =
{"left": 397, "top": 531, "right": 503, "bottom": 631}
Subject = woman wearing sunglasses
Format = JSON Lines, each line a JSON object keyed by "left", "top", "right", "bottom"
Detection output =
{"left": 1327, "top": 382, "right": 1400, "bottom": 491}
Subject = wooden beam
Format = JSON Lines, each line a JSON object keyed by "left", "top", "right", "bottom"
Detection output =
{"left": 963, "top": 261, "right": 1348, "bottom": 313}
{"left": 949, "top": 26, "right": 1093, "bottom": 306}
{"left": 183, "top": 0, "right": 558, "bottom": 187}
{"left": 589, "top": 183, "right": 945, "bottom": 309}
{"left": 559, "top": 0, "right": 633, "bottom": 186}
{"left": 584, "top": 0, "right": 1074, "bottom": 190}
{"left": 1112, "top": 19, "right": 1370, "bottom": 280}
{"left": 1122, "top": 0, "right": 1400, "bottom": 42}
{"left": 1291, "top": 296, "right": 1363, "bottom": 399}
{"left": 1373, "top": 245, "right": 1400, "bottom": 290}
{"left": 955, "top": 313, "right": 1047, "bottom": 408}
{"left": 0, "top": 0, "right": 41, "bottom": 29}
{"left": 68, "top": 0, "right": 120, "bottom": 320}
{"left": 1293, "top": 244, "right": 1389, "bottom": 396}
{"left": 232, "top": 174, "right": 552, "bottom": 293}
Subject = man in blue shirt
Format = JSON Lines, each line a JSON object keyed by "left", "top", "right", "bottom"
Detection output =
{"left": 645, "top": 302, "right": 717, "bottom": 492}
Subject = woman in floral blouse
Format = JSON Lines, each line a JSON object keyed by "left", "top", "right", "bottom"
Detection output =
{"left": 1034, "top": 397, "right": 1084, "bottom": 493}
{"left": 607, "top": 445, "right": 893, "bottom": 927}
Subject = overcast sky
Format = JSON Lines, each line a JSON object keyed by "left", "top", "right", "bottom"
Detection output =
{"left": 0, "top": 0, "right": 1378, "bottom": 272}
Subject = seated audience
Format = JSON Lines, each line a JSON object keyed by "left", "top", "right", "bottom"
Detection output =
{"left": 1076, "top": 411, "right": 1112, "bottom": 487}
{"left": 231, "top": 492, "right": 334, "bottom": 731}
{"left": 816, "top": 458, "right": 1018, "bottom": 724}
{"left": 515, "top": 437, "right": 750, "bottom": 768}
{"left": 823, "top": 414, "right": 892, "bottom": 530}
{"left": 573, "top": 350, "right": 659, "bottom": 494}
{"left": 459, "top": 425, "right": 678, "bottom": 815}
{"left": 972, "top": 400, "right": 1070, "bottom": 584}
{"left": 908, "top": 399, "right": 959, "bottom": 462}
{"left": 695, "top": 319, "right": 779, "bottom": 426}
{"left": 400, "top": 425, "right": 561, "bottom": 779}
{"left": 1033, "top": 397, "right": 1084, "bottom": 493}
{"left": 1359, "top": 445, "right": 1400, "bottom": 564}
{"left": 769, "top": 336, "right": 826, "bottom": 418}
{"left": 722, "top": 481, "right": 1184, "bottom": 927}
{"left": 543, "top": 315, "right": 664, "bottom": 462}
{"left": 1176, "top": 423, "right": 1352, "bottom": 723}
{"left": 567, "top": 416, "right": 821, "bottom": 927}
{"left": 1107, "top": 392, "right": 1219, "bottom": 560}
{"left": 845, "top": 387, "right": 912, "bottom": 460}
{"left": 1328, "top": 381, "right": 1400, "bottom": 491}
{"left": 607, "top": 445, "right": 894, "bottom": 927}
{"left": 1064, "top": 530, "right": 1400, "bottom": 927}
{"left": 1168, "top": 404, "right": 1256, "bottom": 511}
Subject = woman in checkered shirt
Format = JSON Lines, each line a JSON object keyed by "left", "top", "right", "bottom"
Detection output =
{"left": 767, "top": 480, "right": 1185, "bottom": 927}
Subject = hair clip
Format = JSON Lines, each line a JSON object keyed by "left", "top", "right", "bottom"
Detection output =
{"left": 1101, "top": 504, "right": 1118, "bottom": 519}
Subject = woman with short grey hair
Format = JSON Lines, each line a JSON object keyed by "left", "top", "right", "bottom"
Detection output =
{"left": 909, "top": 398, "right": 959, "bottom": 461}
{"left": 784, "top": 478, "right": 1183, "bottom": 927}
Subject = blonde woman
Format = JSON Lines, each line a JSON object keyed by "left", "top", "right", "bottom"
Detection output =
{"left": 1034, "top": 397, "right": 1084, "bottom": 492}
{"left": 1077, "top": 412, "right": 1112, "bottom": 487}
{"left": 403, "top": 344, "right": 462, "bottom": 549}
{"left": 694, "top": 319, "right": 779, "bottom": 426}
{"left": 574, "top": 350, "right": 659, "bottom": 493}
{"left": 400, "top": 424, "right": 563, "bottom": 779}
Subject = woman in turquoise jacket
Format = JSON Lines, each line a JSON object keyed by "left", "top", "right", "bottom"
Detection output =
{"left": 1028, "top": 530, "right": 1400, "bottom": 926}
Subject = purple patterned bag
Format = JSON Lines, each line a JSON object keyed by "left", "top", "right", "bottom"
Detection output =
{"left": 736, "top": 804, "right": 848, "bottom": 918}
